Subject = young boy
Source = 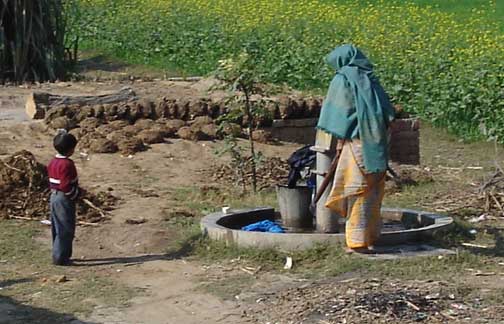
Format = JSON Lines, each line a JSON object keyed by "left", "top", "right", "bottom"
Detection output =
{"left": 47, "top": 130, "right": 81, "bottom": 266}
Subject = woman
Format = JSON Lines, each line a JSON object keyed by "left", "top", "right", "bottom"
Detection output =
{"left": 317, "top": 45, "right": 395, "bottom": 253}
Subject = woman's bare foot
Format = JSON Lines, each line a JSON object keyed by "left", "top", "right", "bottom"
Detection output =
{"left": 345, "top": 247, "right": 376, "bottom": 254}
{"left": 345, "top": 247, "right": 369, "bottom": 254}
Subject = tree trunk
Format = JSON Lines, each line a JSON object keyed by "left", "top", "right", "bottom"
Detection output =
{"left": 25, "top": 87, "right": 137, "bottom": 119}
{"left": 244, "top": 90, "right": 257, "bottom": 193}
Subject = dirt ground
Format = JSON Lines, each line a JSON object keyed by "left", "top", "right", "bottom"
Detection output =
{"left": 0, "top": 79, "right": 301, "bottom": 324}
{"left": 2, "top": 73, "right": 504, "bottom": 324}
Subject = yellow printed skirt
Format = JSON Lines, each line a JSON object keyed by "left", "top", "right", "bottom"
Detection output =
{"left": 325, "top": 140, "right": 385, "bottom": 249}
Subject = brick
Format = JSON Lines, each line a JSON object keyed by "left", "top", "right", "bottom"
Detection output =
{"left": 390, "top": 118, "right": 420, "bottom": 132}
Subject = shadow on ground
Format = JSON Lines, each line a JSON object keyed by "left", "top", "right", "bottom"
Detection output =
{"left": 0, "top": 279, "right": 97, "bottom": 324}
{"left": 77, "top": 55, "right": 127, "bottom": 73}
{"left": 74, "top": 233, "right": 201, "bottom": 267}
{"left": 0, "top": 278, "right": 33, "bottom": 289}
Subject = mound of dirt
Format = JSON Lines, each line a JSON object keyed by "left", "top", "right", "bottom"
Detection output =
{"left": 78, "top": 133, "right": 118, "bottom": 154}
{"left": 79, "top": 117, "right": 103, "bottom": 131}
{"left": 251, "top": 129, "right": 273, "bottom": 143}
{"left": 122, "top": 124, "right": 141, "bottom": 136}
{"left": 95, "top": 123, "right": 117, "bottom": 136}
{"left": 0, "top": 150, "right": 47, "bottom": 192}
{"left": 177, "top": 126, "right": 206, "bottom": 141}
{"left": 204, "top": 156, "right": 289, "bottom": 190}
{"left": 117, "top": 137, "right": 146, "bottom": 155}
{"left": 220, "top": 123, "right": 243, "bottom": 137}
{"left": 78, "top": 191, "right": 119, "bottom": 223}
{"left": 150, "top": 122, "right": 174, "bottom": 138}
{"left": 106, "top": 130, "right": 128, "bottom": 143}
{"left": 136, "top": 130, "right": 165, "bottom": 144}
{"left": 38, "top": 92, "right": 335, "bottom": 157}
{"left": 44, "top": 105, "right": 70, "bottom": 123}
{"left": 187, "top": 116, "right": 217, "bottom": 140}
{"left": 41, "top": 93, "right": 325, "bottom": 131}
{"left": 78, "top": 127, "right": 147, "bottom": 155}
{"left": 89, "top": 137, "right": 118, "bottom": 154}
{"left": 74, "top": 105, "right": 95, "bottom": 122}
{"left": 108, "top": 120, "right": 131, "bottom": 130}
{"left": 69, "top": 128, "right": 84, "bottom": 140}
{"left": 49, "top": 116, "right": 77, "bottom": 130}
{"left": 385, "top": 165, "right": 434, "bottom": 194}
{"left": 200, "top": 124, "right": 217, "bottom": 139}
{"left": 190, "top": 116, "right": 213, "bottom": 128}
{"left": 0, "top": 150, "right": 117, "bottom": 223}
{"left": 134, "top": 118, "right": 155, "bottom": 129}
{"left": 165, "top": 119, "right": 186, "bottom": 133}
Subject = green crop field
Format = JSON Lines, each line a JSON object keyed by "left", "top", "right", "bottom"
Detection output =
{"left": 329, "top": 0, "right": 503, "bottom": 25}
{"left": 70, "top": 0, "right": 504, "bottom": 143}
{"left": 410, "top": 0, "right": 503, "bottom": 22}
{"left": 333, "top": 0, "right": 503, "bottom": 25}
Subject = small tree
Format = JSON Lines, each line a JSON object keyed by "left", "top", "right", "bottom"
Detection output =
{"left": 214, "top": 135, "right": 247, "bottom": 194}
{"left": 215, "top": 51, "right": 268, "bottom": 193}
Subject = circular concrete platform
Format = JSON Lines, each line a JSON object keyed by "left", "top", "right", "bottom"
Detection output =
{"left": 200, "top": 207, "right": 453, "bottom": 250}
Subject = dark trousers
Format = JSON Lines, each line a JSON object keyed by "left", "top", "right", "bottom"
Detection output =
{"left": 50, "top": 191, "right": 76, "bottom": 265}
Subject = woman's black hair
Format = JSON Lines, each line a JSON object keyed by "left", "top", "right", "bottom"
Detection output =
{"left": 53, "top": 131, "right": 77, "bottom": 156}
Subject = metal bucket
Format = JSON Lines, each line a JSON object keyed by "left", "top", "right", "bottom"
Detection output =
{"left": 276, "top": 185, "right": 313, "bottom": 230}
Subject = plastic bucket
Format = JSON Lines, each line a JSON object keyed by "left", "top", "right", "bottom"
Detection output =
{"left": 276, "top": 185, "right": 313, "bottom": 229}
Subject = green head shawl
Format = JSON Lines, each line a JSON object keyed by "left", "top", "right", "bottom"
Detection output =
{"left": 317, "top": 44, "right": 395, "bottom": 173}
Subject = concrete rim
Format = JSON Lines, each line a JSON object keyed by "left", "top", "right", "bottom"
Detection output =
{"left": 200, "top": 207, "right": 454, "bottom": 250}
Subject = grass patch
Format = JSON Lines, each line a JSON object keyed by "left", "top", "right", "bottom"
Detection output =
{"left": 0, "top": 221, "right": 134, "bottom": 321}
{"left": 0, "top": 221, "right": 47, "bottom": 264}
{"left": 76, "top": 49, "right": 183, "bottom": 80}
{"left": 194, "top": 239, "right": 284, "bottom": 270}
{"left": 170, "top": 186, "right": 277, "bottom": 216}
{"left": 197, "top": 273, "right": 255, "bottom": 301}
{"left": 192, "top": 237, "right": 492, "bottom": 282}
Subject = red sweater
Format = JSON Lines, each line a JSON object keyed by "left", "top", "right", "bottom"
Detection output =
{"left": 47, "top": 154, "right": 80, "bottom": 200}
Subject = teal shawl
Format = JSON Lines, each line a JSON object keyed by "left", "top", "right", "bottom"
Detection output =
{"left": 317, "top": 45, "right": 395, "bottom": 173}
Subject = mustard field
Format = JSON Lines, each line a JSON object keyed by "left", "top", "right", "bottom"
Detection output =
{"left": 72, "top": 0, "right": 504, "bottom": 142}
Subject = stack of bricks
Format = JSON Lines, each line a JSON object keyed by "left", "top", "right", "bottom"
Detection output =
{"left": 389, "top": 118, "right": 420, "bottom": 165}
